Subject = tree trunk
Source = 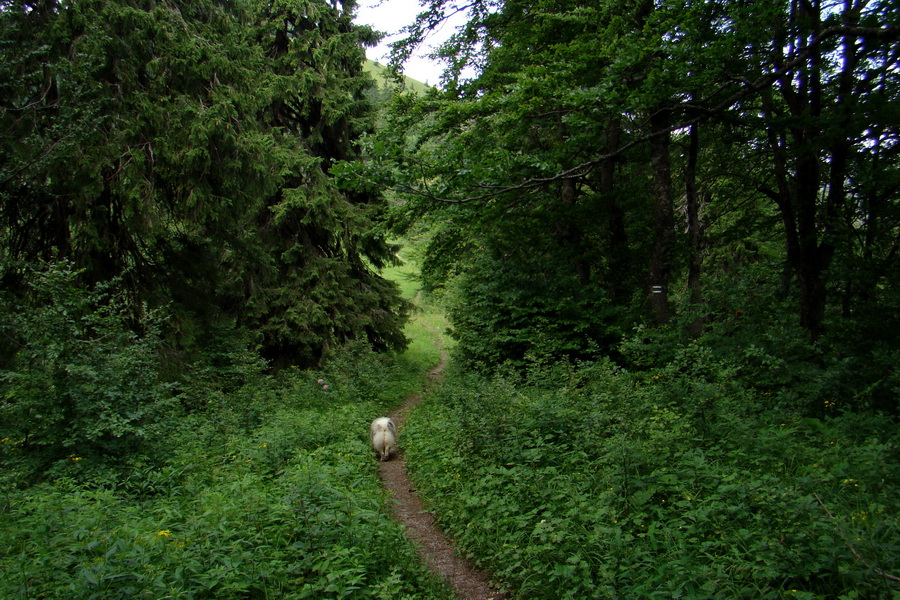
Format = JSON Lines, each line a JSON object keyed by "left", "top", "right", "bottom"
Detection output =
{"left": 685, "top": 123, "right": 705, "bottom": 337}
{"left": 601, "top": 119, "right": 630, "bottom": 302}
{"left": 761, "top": 0, "right": 837, "bottom": 341}
{"left": 556, "top": 176, "right": 590, "bottom": 286}
{"left": 648, "top": 109, "right": 675, "bottom": 326}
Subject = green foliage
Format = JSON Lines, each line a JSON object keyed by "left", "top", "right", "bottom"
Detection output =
{"left": 0, "top": 341, "right": 454, "bottom": 600}
{"left": 404, "top": 359, "right": 900, "bottom": 599}
{"left": 445, "top": 248, "right": 622, "bottom": 371}
{"left": 0, "top": 0, "right": 407, "bottom": 369}
{"left": 0, "top": 261, "right": 171, "bottom": 470}
{"left": 620, "top": 259, "right": 900, "bottom": 416}
{"left": 0, "top": 248, "right": 451, "bottom": 598}
{"left": 368, "top": 0, "right": 900, "bottom": 389}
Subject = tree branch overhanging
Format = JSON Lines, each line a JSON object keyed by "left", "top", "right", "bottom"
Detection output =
{"left": 398, "top": 23, "right": 900, "bottom": 204}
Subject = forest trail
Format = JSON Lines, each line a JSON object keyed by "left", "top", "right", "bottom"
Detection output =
{"left": 378, "top": 334, "right": 506, "bottom": 600}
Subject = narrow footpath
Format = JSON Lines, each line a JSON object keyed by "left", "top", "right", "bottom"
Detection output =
{"left": 378, "top": 342, "right": 507, "bottom": 600}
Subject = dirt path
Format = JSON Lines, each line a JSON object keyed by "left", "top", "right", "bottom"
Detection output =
{"left": 378, "top": 345, "right": 507, "bottom": 600}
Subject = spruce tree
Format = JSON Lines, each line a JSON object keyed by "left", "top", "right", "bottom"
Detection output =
{"left": 0, "top": 0, "right": 407, "bottom": 368}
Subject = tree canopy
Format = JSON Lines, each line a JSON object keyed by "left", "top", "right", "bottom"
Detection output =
{"left": 0, "top": 0, "right": 407, "bottom": 370}
{"left": 370, "top": 0, "right": 900, "bottom": 398}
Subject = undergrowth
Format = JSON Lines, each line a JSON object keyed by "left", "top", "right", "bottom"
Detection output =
{"left": 0, "top": 343, "right": 452, "bottom": 600}
{"left": 6, "top": 247, "right": 896, "bottom": 600}
{"left": 403, "top": 358, "right": 900, "bottom": 599}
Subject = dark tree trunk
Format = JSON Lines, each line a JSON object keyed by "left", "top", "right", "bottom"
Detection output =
{"left": 648, "top": 109, "right": 675, "bottom": 326}
{"left": 557, "top": 176, "right": 590, "bottom": 286}
{"left": 601, "top": 119, "right": 630, "bottom": 302}
{"left": 761, "top": 0, "right": 842, "bottom": 342}
{"left": 685, "top": 123, "right": 705, "bottom": 337}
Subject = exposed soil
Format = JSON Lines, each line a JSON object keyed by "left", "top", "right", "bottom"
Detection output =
{"left": 378, "top": 345, "right": 507, "bottom": 600}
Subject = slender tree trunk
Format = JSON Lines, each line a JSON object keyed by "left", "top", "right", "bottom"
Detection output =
{"left": 556, "top": 176, "right": 590, "bottom": 285}
{"left": 795, "top": 148, "right": 827, "bottom": 339}
{"left": 553, "top": 114, "right": 589, "bottom": 287}
{"left": 761, "top": 0, "right": 838, "bottom": 341}
{"left": 685, "top": 123, "right": 705, "bottom": 337}
{"left": 761, "top": 89, "right": 800, "bottom": 296}
{"left": 601, "top": 118, "right": 630, "bottom": 301}
{"left": 648, "top": 109, "right": 675, "bottom": 326}
{"left": 789, "top": 0, "right": 824, "bottom": 338}
{"left": 831, "top": 4, "right": 859, "bottom": 316}
{"left": 856, "top": 134, "right": 885, "bottom": 307}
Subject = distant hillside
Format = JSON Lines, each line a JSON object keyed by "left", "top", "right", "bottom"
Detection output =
{"left": 364, "top": 59, "right": 433, "bottom": 96}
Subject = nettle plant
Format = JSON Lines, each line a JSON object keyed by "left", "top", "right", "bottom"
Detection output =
{"left": 0, "top": 329, "right": 456, "bottom": 600}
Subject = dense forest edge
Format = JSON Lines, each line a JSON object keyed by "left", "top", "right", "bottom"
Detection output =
{"left": 2, "top": 0, "right": 899, "bottom": 597}
{"left": 0, "top": 249, "right": 457, "bottom": 599}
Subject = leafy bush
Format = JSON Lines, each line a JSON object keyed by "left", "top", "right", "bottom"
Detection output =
{"left": 445, "top": 250, "right": 623, "bottom": 372}
{"left": 403, "top": 359, "right": 900, "bottom": 599}
{"left": 0, "top": 262, "right": 172, "bottom": 473}
{"left": 0, "top": 337, "right": 454, "bottom": 600}
{"left": 1, "top": 450, "right": 445, "bottom": 599}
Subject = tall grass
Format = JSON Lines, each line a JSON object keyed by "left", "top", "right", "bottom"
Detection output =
{"left": 383, "top": 246, "right": 454, "bottom": 374}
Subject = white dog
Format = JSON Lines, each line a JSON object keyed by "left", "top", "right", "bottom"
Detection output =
{"left": 370, "top": 417, "right": 397, "bottom": 461}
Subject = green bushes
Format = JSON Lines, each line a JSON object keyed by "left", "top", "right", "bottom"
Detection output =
{"left": 403, "top": 360, "right": 900, "bottom": 599}
{"left": 0, "top": 322, "right": 453, "bottom": 599}
{"left": 2, "top": 447, "right": 445, "bottom": 599}
{"left": 0, "top": 262, "right": 172, "bottom": 471}
{"left": 444, "top": 250, "right": 622, "bottom": 372}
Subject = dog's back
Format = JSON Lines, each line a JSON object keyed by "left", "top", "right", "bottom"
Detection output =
{"left": 370, "top": 417, "right": 397, "bottom": 461}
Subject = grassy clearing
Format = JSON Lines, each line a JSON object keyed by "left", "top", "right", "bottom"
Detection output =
{"left": 382, "top": 246, "right": 454, "bottom": 376}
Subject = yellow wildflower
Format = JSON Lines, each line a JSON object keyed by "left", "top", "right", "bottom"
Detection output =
{"left": 156, "top": 530, "right": 172, "bottom": 538}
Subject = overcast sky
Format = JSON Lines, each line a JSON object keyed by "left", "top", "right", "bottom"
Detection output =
{"left": 353, "top": 0, "right": 464, "bottom": 86}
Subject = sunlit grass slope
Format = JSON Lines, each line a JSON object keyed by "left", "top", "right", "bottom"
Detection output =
{"left": 364, "top": 59, "right": 433, "bottom": 96}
